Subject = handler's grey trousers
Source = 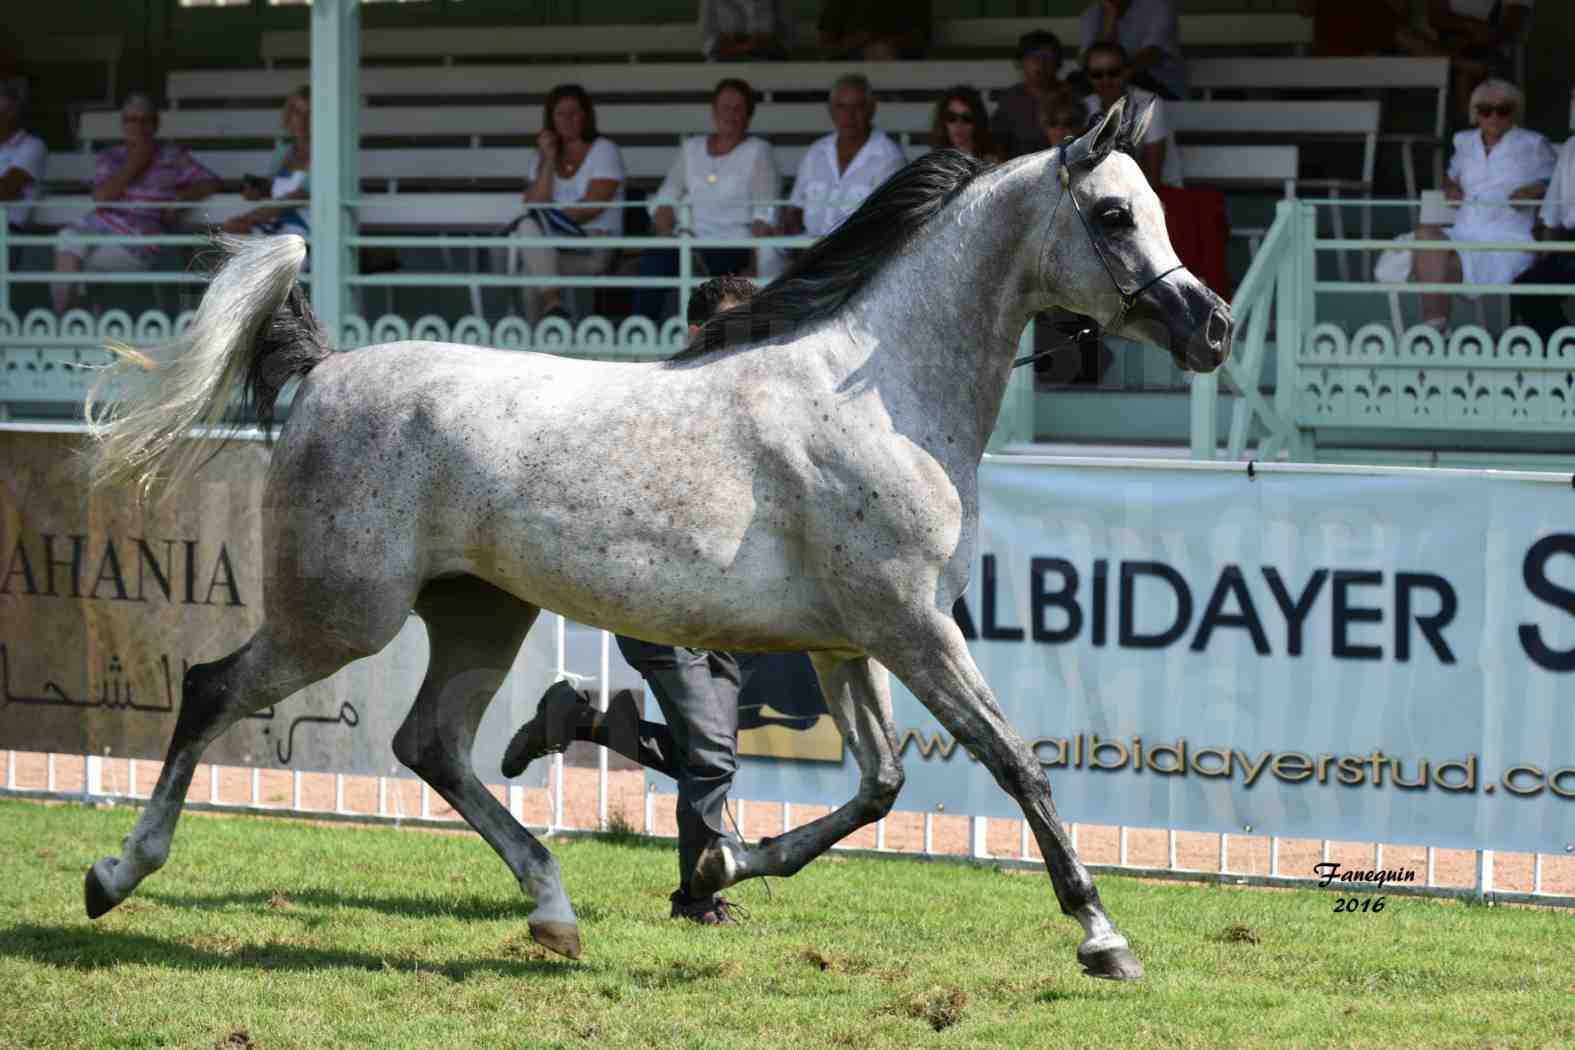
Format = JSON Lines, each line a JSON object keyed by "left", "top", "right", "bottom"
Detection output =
{"left": 602, "top": 637, "right": 747, "bottom": 895}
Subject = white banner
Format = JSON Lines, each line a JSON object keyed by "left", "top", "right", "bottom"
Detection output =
{"left": 736, "top": 457, "right": 1575, "bottom": 856}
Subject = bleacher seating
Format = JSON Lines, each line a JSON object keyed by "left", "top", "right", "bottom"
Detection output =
{"left": 37, "top": 16, "right": 1351, "bottom": 311}
{"left": 256, "top": 15, "right": 1314, "bottom": 67}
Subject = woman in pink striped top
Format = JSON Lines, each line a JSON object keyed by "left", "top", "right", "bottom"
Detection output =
{"left": 51, "top": 93, "right": 220, "bottom": 315}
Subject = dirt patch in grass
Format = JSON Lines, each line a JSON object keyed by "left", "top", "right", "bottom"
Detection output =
{"left": 889, "top": 985, "right": 968, "bottom": 1032}
{"left": 800, "top": 946, "right": 873, "bottom": 974}
{"left": 1215, "top": 923, "right": 1261, "bottom": 944}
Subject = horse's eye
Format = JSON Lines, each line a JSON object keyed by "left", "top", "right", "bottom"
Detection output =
{"left": 1100, "top": 207, "right": 1134, "bottom": 229}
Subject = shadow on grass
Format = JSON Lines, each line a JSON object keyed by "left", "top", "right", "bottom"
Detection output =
{"left": 0, "top": 922, "right": 581, "bottom": 980}
{"left": 139, "top": 889, "right": 614, "bottom": 926}
{"left": 141, "top": 889, "right": 526, "bottom": 922}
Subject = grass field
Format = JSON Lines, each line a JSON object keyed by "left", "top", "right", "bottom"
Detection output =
{"left": 1, "top": 800, "right": 1571, "bottom": 1050}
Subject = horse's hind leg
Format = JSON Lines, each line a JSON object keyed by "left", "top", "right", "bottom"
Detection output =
{"left": 697, "top": 651, "right": 904, "bottom": 894}
{"left": 392, "top": 576, "right": 580, "bottom": 959}
{"left": 881, "top": 613, "right": 1142, "bottom": 982}
{"left": 85, "top": 623, "right": 362, "bottom": 917}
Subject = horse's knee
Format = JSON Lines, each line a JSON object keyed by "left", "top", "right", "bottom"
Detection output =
{"left": 391, "top": 718, "right": 464, "bottom": 792}
{"left": 859, "top": 763, "right": 904, "bottom": 820}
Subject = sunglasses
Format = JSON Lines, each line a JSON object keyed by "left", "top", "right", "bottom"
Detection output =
{"left": 944, "top": 110, "right": 976, "bottom": 125}
{"left": 1087, "top": 67, "right": 1125, "bottom": 81}
{"left": 1476, "top": 103, "right": 1514, "bottom": 118}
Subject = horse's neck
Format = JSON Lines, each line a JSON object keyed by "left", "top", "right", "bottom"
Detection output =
{"left": 847, "top": 175, "right": 1041, "bottom": 457}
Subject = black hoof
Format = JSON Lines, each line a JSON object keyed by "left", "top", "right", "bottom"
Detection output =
{"left": 84, "top": 859, "right": 122, "bottom": 920}
{"left": 1078, "top": 944, "right": 1144, "bottom": 981}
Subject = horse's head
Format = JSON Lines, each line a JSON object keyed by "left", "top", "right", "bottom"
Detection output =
{"left": 1039, "top": 95, "right": 1232, "bottom": 373}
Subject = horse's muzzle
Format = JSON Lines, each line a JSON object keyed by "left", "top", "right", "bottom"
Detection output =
{"left": 1122, "top": 270, "right": 1232, "bottom": 374}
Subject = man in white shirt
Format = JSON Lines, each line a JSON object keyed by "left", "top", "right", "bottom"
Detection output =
{"left": 781, "top": 74, "right": 907, "bottom": 240}
{"left": 1512, "top": 128, "right": 1575, "bottom": 341}
{"left": 0, "top": 78, "right": 46, "bottom": 232}
{"left": 1080, "top": 40, "right": 1181, "bottom": 189}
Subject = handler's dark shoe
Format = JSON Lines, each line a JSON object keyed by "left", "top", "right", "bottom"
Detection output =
{"left": 669, "top": 889, "right": 744, "bottom": 926}
{"left": 501, "top": 681, "right": 585, "bottom": 778}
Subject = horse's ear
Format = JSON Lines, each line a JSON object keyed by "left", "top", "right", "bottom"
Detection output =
{"left": 1123, "top": 93, "right": 1156, "bottom": 152}
{"left": 1062, "top": 94, "right": 1125, "bottom": 174}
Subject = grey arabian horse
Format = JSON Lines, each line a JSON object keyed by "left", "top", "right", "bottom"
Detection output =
{"left": 83, "top": 97, "right": 1228, "bottom": 980}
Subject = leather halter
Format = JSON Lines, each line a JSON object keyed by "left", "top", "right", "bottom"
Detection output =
{"left": 1055, "top": 158, "right": 1185, "bottom": 333}
{"left": 1010, "top": 132, "right": 1185, "bottom": 370}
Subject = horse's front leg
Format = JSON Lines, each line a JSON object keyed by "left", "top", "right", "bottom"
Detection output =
{"left": 882, "top": 613, "right": 1143, "bottom": 981}
{"left": 690, "top": 652, "right": 903, "bottom": 895}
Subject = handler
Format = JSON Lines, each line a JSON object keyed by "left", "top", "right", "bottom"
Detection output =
{"left": 501, "top": 274, "right": 759, "bottom": 926}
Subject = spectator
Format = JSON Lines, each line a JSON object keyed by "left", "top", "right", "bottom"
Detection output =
{"left": 0, "top": 77, "right": 45, "bottom": 235}
{"left": 1421, "top": 1, "right": 1534, "bottom": 122}
{"left": 991, "top": 30, "right": 1067, "bottom": 160}
{"left": 1081, "top": 41, "right": 1182, "bottom": 189}
{"left": 1414, "top": 79, "right": 1553, "bottom": 332}
{"left": 818, "top": 0, "right": 931, "bottom": 61}
{"left": 52, "top": 93, "right": 219, "bottom": 315}
{"left": 1511, "top": 115, "right": 1575, "bottom": 341}
{"left": 699, "top": 0, "right": 792, "bottom": 61}
{"left": 633, "top": 78, "right": 779, "bottom": 323}
{"left": 496, "top": 84, "right": 625, "bottom": 323}
{"left": 1039, "top": 87, "right": 1089, "bottom": 148}
{"left": 222, "top": 85, "right": 310, "bottom": 239}
{"left": 928, "top": 85, "right": 1000, "bottom": 164}
{"left": 782, "top": 74, "right": 906, "bottom": 240}
{"left": 1079, "top": 0, "right": 1186, "bottom": 101}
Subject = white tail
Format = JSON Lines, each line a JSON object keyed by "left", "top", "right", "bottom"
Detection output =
{"left": 85, "top": 234, "right": 316, "bottom": 501}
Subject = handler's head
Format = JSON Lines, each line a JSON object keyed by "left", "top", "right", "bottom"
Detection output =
{"left": 686, "top": 274, "right": 757, "bottom": 338}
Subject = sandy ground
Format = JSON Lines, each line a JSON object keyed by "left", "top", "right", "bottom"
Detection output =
{"left": 7, "top": 748, "right": 1571, "bottom": 897}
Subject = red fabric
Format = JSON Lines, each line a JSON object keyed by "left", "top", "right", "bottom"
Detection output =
{"left": 1156, "top": 185, "right": 1231, "bottom": 301}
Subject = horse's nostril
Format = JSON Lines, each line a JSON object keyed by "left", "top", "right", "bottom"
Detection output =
{"left": 1206, "top": 308, "right": 1231, "bottom": 348}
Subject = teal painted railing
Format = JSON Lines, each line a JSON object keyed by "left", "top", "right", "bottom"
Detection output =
{"left": 1191, "top": 198, "right": 1575, "bottom": 465}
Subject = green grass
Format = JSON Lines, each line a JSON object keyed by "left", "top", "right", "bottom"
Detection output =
{"left": 1, "top": 800, "right": 1571, "bottom": 1050}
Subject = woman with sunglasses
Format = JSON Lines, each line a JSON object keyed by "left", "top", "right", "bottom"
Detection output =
{"left": 1413, "top": 79, "right": 1554, "bottom": 332}
{"left": 928, "top": 86, "right": 1000, "bottom": 163}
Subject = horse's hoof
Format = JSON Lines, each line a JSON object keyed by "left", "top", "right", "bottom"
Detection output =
{"left": 1078, "top": 943, "right": 1144, "bottom": 981}
{"left": 529, "top": 920, "right": 582, "bottom": 960}
{"left": 689, "top": 840, "right": 741, "bottom": 898}
{"left": 84, "top": 858, "right": 123, "bottom": 919}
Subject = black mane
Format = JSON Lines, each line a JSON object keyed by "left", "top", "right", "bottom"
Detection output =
{"left": 671, "top": 148, "right": 988, "bottom": 361}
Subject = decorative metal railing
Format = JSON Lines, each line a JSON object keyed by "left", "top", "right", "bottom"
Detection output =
{"left": 1192, "top": 198, "right": 1575, "bottom": 464}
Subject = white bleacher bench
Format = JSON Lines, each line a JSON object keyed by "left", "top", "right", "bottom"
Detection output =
{"left": 258, "top": 14, "right": 1314, "bottom": 66}
{"left": 30, "top": 193, "right": 522, "bottom": 233}
{"left": 168, "top": 60, "right": 1013, "bottom": 109}
{"left": 79, "top": 102, "right": 940, "bottom": 150}
{"left": 1190, "top": 56, "right": 1449, "bottom": 196}
{"left": 932, "top": 15, "right": 1313, "bottom": 53}
{"left": 1169, "top": 100, "right": 1377, "bottom": 279}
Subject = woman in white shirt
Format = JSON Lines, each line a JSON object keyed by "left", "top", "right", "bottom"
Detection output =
{"left": 633, "top": 78, "right": 779, "bottom": 323}
{"left": 498, "top": 84, "right": 626, "bottom": 323}
{"left": 1414, "top": 79, "right": 1554, "bottom": 330}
